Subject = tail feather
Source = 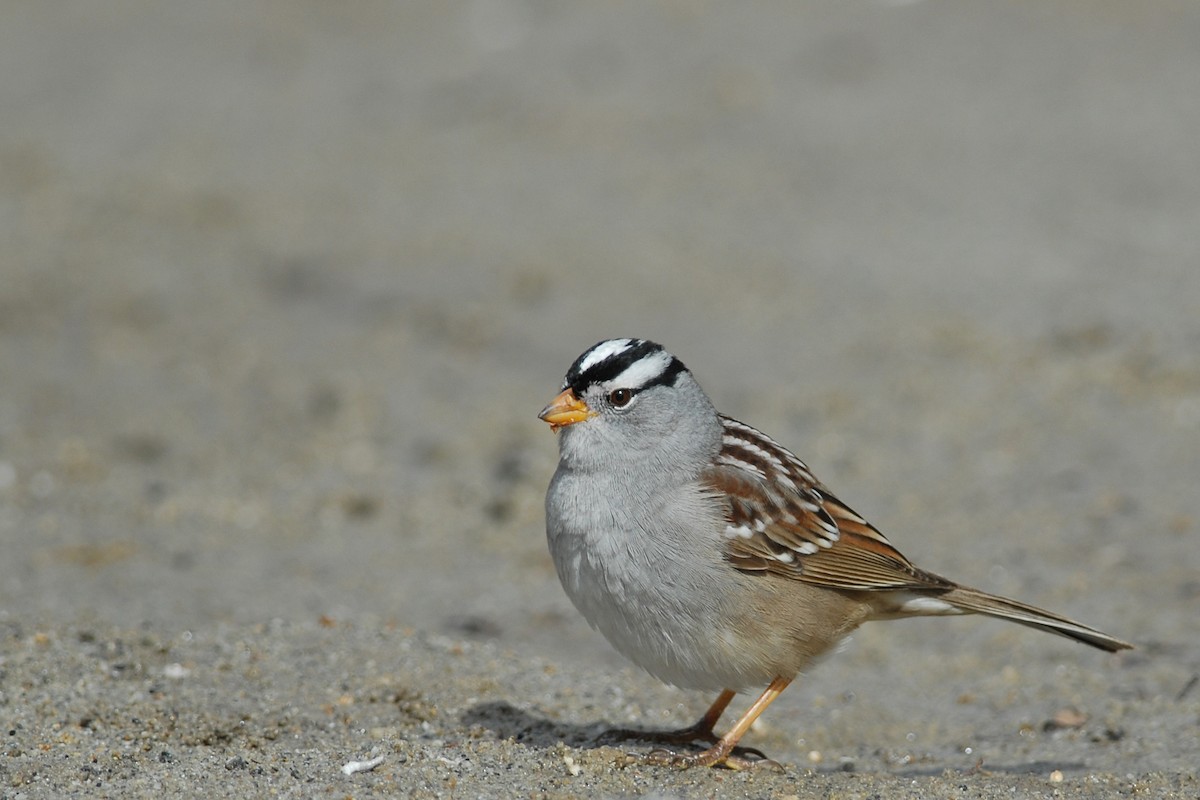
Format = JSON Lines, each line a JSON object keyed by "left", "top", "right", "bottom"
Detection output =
{"left": 938, "top": 585, "right": 1133, "bottom": 653}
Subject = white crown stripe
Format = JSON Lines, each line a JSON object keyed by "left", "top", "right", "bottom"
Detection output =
{"left": 576, "top": 338, "right": 638, "bottom": 374}
{"left": 608, "top": 350, "right": 675, "bottom": 391}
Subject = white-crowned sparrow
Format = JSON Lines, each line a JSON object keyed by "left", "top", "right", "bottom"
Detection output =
{"left": 538, "top": 338, "right": 1131, "bottom": 769}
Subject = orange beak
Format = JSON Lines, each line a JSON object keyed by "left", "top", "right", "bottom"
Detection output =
{"left": 538, "top": 388, "right": 594, "bottom": 432}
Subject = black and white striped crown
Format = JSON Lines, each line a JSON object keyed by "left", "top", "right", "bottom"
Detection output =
{"left": 562, "top": 338, "right": 688, "bottom": 396}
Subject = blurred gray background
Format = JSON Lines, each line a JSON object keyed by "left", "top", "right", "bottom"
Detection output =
{"left": 1, "top": 2, "right": 1197, "bottom": 797}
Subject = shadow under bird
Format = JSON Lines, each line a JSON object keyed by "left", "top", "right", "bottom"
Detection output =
{"left": 538, "top": 338, "right": 1131, "bottom": 769}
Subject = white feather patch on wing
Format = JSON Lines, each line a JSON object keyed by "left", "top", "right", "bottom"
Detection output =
{"left": 729, "top": 436, "right": 785, "bottom": 470}
{"left": 724, "top": 524, "right": 754, "bottom": 540}
{"left": 718, "top": 452, "right": 766, "bottom": 478}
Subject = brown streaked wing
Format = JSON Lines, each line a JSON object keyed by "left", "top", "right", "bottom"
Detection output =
{"left": 708, "top": 416, "right": 953, "bottom": 592}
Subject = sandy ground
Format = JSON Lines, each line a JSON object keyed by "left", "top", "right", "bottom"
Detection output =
{"left": 2, "top": 2, "right": 1198, "bottom": 798}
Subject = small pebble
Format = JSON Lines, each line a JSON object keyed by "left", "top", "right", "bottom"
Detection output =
{"left": 341, "top": 755, "right": 385, "bottom": 776}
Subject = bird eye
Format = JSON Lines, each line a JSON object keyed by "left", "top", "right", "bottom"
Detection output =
{"left": 609, "top": 389, "right": 634, "bottom": 408}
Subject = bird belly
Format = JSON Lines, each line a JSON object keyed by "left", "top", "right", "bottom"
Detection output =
{"left": 546, "top": 472, "right": 850, "bottom": 691}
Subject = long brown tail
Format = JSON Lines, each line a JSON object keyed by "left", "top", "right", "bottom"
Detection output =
{"left": 940, "top": 585, "right": 1133, "bottom": 652}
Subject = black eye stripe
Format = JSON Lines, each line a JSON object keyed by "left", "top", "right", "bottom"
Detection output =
{"left": 565, "top": 340, "right": 659, "bottom": 389}
{"left": 563, "top": 339, "right": 688, "bottom": 396}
